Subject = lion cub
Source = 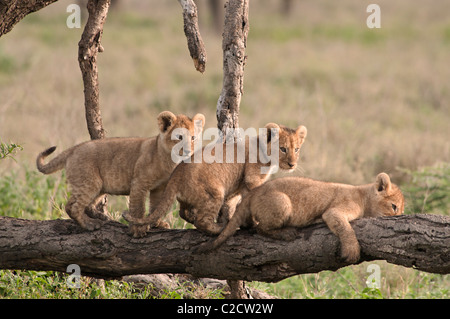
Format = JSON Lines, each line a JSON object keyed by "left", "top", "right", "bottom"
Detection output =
{"left": 37, "top": 111, "right": 205, "bottom": 232}
{"left": 124, "top": 123, "right": 307, "bottom": 237}
{"left": 204, "top": 173, "right": 404, "bottom": 263}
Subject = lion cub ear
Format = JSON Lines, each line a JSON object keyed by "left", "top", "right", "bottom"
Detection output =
{"left": 263, "top": 123, "right": 280, "bottom": 143}
{"left": 296, "top": 125, "right": 307, "bottom": 142}
{"left": 375, "top": 172, "right": 392, "bottom": 193}
{"left": 192, "top": 113, "right": 206, "bottom": 129}
{"left": 157, "top": 111, "right": 177, "bottom": 133}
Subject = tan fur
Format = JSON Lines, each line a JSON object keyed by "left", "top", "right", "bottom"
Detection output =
{"left": 124, "top": 123, "right": 307, "bottom": 237}
{"left": 36, "top": 111, "right": 205, "bottom": 232}
{"left": 205, "top": 173, "right": 404, "bottom": 263}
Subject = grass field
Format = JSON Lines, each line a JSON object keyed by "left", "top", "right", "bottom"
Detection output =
{"left": 0, "top": 0, "right": 449, "bottom": 298}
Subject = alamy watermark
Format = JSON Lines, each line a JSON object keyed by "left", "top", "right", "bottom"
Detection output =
{"left": 66, "top": 4, "right": 81, "bottom": 29}
{"left": 66, "top": 264, "right": 81, "bottom": 288}
{"left": 66, "top": 4, "right": 381, "bottom": 30}
{"left": 169, "top": 123, "right": 281, "bottom": 174}
{"left": 366, "top": 264, "right": 381, "bottom": 289}
{"left": 366, "top": 4, "right": 381, "bottom": 29}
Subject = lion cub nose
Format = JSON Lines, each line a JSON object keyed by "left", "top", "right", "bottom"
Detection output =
{"left": 288, "top": 162, "right": 295, "bottom": 168}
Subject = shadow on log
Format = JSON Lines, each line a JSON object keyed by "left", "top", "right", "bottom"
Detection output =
{"left": 0, "top": 214, "right": 448, "bottom": 281}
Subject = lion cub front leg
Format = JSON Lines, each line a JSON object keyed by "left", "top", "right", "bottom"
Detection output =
{"left": 149, "top": 184, "right": 170, "bottom": 229}
{"left": 127, "top": 181, "right": 151, "bottom": 237}
{"left": 322, "top": 209, "right": 361, "bottom": 263}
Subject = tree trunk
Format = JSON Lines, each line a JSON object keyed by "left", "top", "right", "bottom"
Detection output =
{"left": 216, "top": 0, "right": 249, "bottom": 141}
{"left": 1, "top": 214, "right": 448, "bottom": 282}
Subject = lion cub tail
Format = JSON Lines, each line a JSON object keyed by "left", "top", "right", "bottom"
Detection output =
{"left": 208, "top": 193, "right": 253, "bottom": 251}
{"left": 36, "top": 146, "right": 69, "bottom": 174}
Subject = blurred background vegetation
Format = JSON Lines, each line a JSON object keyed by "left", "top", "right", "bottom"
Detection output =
{"left": 0, "top": 0, "right": 448, "bottom": 298}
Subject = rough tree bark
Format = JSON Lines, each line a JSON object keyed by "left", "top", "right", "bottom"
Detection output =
{"left": 78, "top": 0, "right": 110, "bottom": 141}
{"left": 0, "top": 0, "right": 59, "bottom": 37}
{"left": 178, "top": 0, "right": 207, "bottom": 73}
{"left": 1, "top": 214, "right": 448, "bottom": 282}
{"left": 216, "top": 0, "right": 249, "bottom": 141}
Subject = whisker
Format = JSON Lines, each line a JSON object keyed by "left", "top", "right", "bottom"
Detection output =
{"left": 295, "top": 165, "right": 305, "bottom": 176}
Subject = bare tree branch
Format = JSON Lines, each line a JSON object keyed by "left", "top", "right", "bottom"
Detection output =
{"left": 1, "top": 214, "right": 448, "bottom": 282}
{"left": 178, "top": 0, "right": 207, "bottom": 73}
{"left": 0, "top": 0, "right": 59, "bottom": 37}
{"left": 78, "top": 0, "right": 110, "bottom": 140}
{"left": 216, "top": 0, "right": 249, "bottom": 140}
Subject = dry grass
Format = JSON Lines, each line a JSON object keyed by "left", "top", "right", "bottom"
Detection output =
{"left": 1, "top": 0, "right": 449, "bottom": 187}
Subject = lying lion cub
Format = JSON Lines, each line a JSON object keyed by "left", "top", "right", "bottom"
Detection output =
{"left": 37, "top": 111, "right": 205, "bottom": 232}
{"left": 203, "top": 173, "right": 404, "bottom": 263}
{"left": 124, "top": 123, "right": 307, "bottom": 237}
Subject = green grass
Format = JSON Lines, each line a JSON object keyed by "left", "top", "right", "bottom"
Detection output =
{"left": 0, "top": 50, "right": 16, "bottom": 75}
{"left": 0, "top": 270, "right": 154, "bottom": 299}
{"left": 0, "top": 167, "right": 67, "bottom": 220}
{"left": 400, "top": 162, "right": 450, "bottom": 215}
{"left": 252, "top": 261, "right": 449, "bottom": 299}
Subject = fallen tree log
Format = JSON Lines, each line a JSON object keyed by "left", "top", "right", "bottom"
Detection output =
{"left": 0, "top": 214, "right": 448, "bottom": 281}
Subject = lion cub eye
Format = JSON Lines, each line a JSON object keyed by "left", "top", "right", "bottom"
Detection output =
{"left": 280, "top": 147, "right": 287, "bottom": 153}
{"left": 392, "top": 204, "right": 398, "bottom": 213}
{"left": 191, "top": 135, "right": 197, "bottom": 141}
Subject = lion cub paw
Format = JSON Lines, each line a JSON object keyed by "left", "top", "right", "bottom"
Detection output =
{"left": 278, "top": 227, "right": 298, "bottom": 241}
{"left": 80, "top": 217, "right": 104, "bottom": 231}
{"left": 257, "top": 226, "right": 298, "bottom": 241}
{"left": 154, "top": 220, "right": 170, "bottom": 229}
{"left": 341, "top": 242, "right": 361, "bottom": 263}
{"left": 129, "top": 224, "right": 150, "bottom": 238}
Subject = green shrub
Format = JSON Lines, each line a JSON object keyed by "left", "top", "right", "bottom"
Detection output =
{"left": 0, "top": 141, "right": 22, "bottom": 161}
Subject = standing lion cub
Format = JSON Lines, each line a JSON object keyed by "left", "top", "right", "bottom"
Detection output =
{"left": 202, "top": 173, "right": 404, "bottom": 263}
{"left": 36, "top": 111, "right": 205, "bottom": 232}
{"left": 124, "top": 123, "right": 307, "bottom": 237}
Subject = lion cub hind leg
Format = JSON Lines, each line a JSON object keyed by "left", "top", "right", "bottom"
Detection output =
{"left": 255, "top": 192, "right": 297, "bottom": 241}
{"left": 85, "top": 194, "right": 110, "bottom": 221}
{"left": 179, "top": 201, "right": 196, "bottom": 224}
{"left": 217, "top": 195, "right": 242, "bottom": 226}
{"left": 194, "top": 199, "right": 224, "bottom": 236}
{"left": 66, "top": 191, "right": 104, "bottom": 231}
{"left": 322, "top": 208, "right": 361, "bottom": 263}
{"left": 64, "top": 165, "right": 106, "bottom": 230}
